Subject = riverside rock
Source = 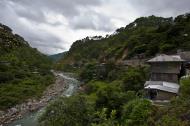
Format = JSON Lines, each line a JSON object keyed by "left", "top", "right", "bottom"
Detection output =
{"left": 0, "top": 71, "right": 70, "bottom": 126}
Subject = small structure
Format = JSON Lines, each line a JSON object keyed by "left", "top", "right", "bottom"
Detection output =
{"left": 145, "top": 81, "right": 179, "bottom": 100}
{"left": 145, "top": 54, "right": 185, "bottom": 101}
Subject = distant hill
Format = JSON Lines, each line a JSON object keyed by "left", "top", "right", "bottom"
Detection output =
{"left": 49, "top": 52, "right": 67, "bottom": 62}
{"left": 55, "top": 13, "right": 190, "bottom": 70}
{"left": 0, "top": 23, "right": 54, "bottom": 110}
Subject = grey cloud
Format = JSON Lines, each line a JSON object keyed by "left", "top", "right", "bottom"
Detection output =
{"left": 15, "top": 7, "right": 46, "bottom": 24}
{"left": 17, "top": 28, "right": 67, "bottom": 54}
{"left": 21, "top": 32, "right": 67, "bottom": 55}
{"left": 1, "top": 0, "right": 190, "bottom": 54}
{"left": 0, "top": 0, "right": 104, "bottom": 54}
{"left": 9, "top": 0, "right": 102, "bottom": 22}
{"left": 128, "top": 0, "right": 190, "bottom": 16}
{"left": 70, "top": 10, "right": 115, "bottom": 31}
{"left": 0, "top": 0, "right": 66, "bottom": 54}
{"left": 28, "top": 35, "right": 65, "bottom": 50}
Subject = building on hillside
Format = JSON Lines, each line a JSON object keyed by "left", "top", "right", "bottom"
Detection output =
{"left": 144, "top": 54, "right": 185, "bottom": 101}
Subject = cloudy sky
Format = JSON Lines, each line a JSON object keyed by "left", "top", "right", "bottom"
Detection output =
{"left": 0, "top": 0, "right": 190, "bottom": 55}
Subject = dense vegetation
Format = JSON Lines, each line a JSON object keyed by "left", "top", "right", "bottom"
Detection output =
{"left": 49, "top": 52, "right": 67, "bottom": 62}
{"left": 0, "top": 23, "right": 54, "bottom": 110}
{"left": 55, "top": 13, "right": 190, "bottom": 70}
{"left": 39, "top": 13, "right": 190, "bottom": 126}
{"left": 40, "top": 65, "right": 190, "bottom": 126}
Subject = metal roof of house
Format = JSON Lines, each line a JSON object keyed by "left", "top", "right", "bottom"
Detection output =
{"left": 147, "top": 54, "right": 185, "bottom": 63}
{"left": 144, "top": 81, "right": 180, "bottom": 94}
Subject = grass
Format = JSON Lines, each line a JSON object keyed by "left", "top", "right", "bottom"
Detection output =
{"left": 0, "top": 74, "right": 55, "bottom": 110}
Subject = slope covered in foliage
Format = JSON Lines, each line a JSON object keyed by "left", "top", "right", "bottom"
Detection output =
{"left": 56, "top": 13, "right": 190, "bottom": 70}
{"left": 0, "top": 23, "right": 54, "bottom": 110}
{"left": 49, "top": 52, "right": 67, "bottom": 62}
{"left": 40, "top": 13, "right": 190, "bottom": 126}
{"left": 39, "top": 66, "right": 190, "bottom": 126}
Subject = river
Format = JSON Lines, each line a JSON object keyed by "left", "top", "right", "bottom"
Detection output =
{"left": 8, "top": 72, "right": 79, "bottom": 126}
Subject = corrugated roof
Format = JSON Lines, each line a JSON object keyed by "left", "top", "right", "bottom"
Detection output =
{"left": 147, "top": 54, "right": 185, "bottom": 62}
{"left": 144, "top": 81, "right": 179, "bottom": 94}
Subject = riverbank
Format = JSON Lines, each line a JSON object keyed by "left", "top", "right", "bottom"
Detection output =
{"left": 0, "top": 72, "right": 69, "bottom": 126}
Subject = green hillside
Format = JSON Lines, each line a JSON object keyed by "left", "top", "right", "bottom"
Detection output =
{"left": 49, "top": 52, "right": 67, "bottom": 62}
{"left": 40, "top": 13, "right": 190, "bottom": 126}
{"left": 0, "top": 23, "right": 54, "bottom": 110}
{"left": 56, "top": 13, "right": 190, "bottom": 71}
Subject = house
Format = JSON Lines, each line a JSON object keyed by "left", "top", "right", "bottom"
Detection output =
{"left": 145, "top": 81, "right": 179, "bottom": 100}
{"left": 144, "top": 54, "right": 185, "bottom": 101}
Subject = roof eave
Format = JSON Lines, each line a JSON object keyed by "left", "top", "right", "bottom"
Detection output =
{"left": 147, "top": 60, "right": 185, "bottom": 63}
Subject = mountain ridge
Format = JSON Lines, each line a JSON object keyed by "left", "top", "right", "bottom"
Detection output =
{"left": 55, "top": 13, "right": 190, "bottom": 71}
{"left": 0, "top": 23, "right": 54, "bottom": 110}
{"left": 49, "top": 52, "right": 67, "bottom": 62}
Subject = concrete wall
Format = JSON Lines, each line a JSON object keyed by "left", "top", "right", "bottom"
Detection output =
{"left": 150, "top": 73, "right": 178, "bottom": 83}
{"left": 123, "top": 59, "right": 147, "bottom": 67}
{"left": 150, "top": 62, "right": 181, "bottom": 74}
{"left": 156, "top": 90, "right": 177, "bottom": 100}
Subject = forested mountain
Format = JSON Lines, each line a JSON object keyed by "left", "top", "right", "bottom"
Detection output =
{"left": 55, "top": 13, "right": 190, "bottom": 70}
{"left": 49, "top": 52, "right": 67, "bottom": 62}
{"left": 40, "top": 13, "right": 190, "bottom": 126}
{"left": 0, "top": 23, "right": 54, "bottom": 110}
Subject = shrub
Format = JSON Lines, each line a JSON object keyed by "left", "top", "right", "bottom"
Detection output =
{"left": 122, "top": 68, "right": 146, "bottom": 92}
{"left": 0, "top": 72, "right": 14, "bottom": 83}
{"left": 122, "top": 99, "right": 153, "bottom": 126}
{"left": 39, "top": 95, "right": 92, "bottom": 126}
{"left": 180, "top": 77, "right": 190, "bottom": 96}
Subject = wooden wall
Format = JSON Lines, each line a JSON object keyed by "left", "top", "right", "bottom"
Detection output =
{"left": 156, "top": 90, "right": 177, "bottom": 100}
{"left": 150, "top": 62, "right": 181, "bottom": 74}
{"left": 150, "top": 73, "right": 178, "bottom": 83}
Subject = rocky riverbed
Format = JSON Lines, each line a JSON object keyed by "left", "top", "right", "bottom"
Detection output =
{"left": 0, "top": 71, "right": 70, "bottom": 126}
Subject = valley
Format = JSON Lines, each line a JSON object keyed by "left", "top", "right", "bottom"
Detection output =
{"left": 1, "top": 12, "right": 190, "bottom": 126}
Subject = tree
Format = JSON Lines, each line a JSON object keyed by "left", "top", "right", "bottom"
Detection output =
{"left": 122, "top": 68, "right": 146, "bottom": 92}
{"left": 156, "top": 115, "right": 187, "bottom": 126}
{"left": 39, "top": 95, "right": 92, "bottom": 126}
{"left": 92, "top": 108, "right": 119, "bottom": 126}
{"left": 122, "top": 99, "right": 153, "bottom": 126}
{"left": 180, "top": 77, "right": 190, "bottom": 97}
